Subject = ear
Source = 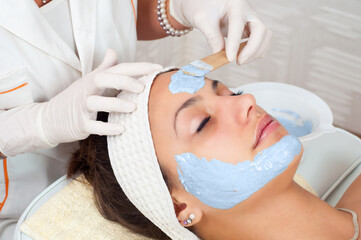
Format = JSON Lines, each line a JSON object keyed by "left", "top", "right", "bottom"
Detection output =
{"left": 171, "top": 188, "right": 203, "bottom": 227}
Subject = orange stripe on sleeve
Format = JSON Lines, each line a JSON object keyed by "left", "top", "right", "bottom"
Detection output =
{"left": 0, "top": 83, "right": 28, "bottom": 95}
{"left": 130, "top": 0, "right": 137, "bottom": 26}
{"left": 0, "top": 159, "right": 9, "bottom": 213}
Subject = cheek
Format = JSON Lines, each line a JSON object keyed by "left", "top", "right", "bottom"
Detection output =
{"left": 195, "top": 125, "right": 254, "bottom": 164}
{"left": 256, "top": 105, "right": 267, "bottom": 114}
{"left": 175, "top": 135, "right": 302, "bottom": 210}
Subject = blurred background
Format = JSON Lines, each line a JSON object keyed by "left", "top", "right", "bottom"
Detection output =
{"left": 135, "top": 0, "right": 361, "bottom": 136}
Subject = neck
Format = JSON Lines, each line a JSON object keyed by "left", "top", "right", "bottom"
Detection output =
{"left": 34, "top": 0, "right": 51, "bottom": 8}
{"left": 198, "top": 181, "right": 355, "bottom": 240}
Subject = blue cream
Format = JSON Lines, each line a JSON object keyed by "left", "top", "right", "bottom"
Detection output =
{"left": 272, "top": 108, "right": 313, "bottom": 137}
{"left": 176, "top": 135, "right": 302, "bottom": 209}
{"left": 168, "top": 61, "right": 213, "bottom": 94}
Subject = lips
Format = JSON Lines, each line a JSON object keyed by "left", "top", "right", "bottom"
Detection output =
{"left": 253, "top": 114, "right": 279, "bottom": 149}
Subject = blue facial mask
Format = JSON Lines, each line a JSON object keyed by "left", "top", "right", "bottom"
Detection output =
{"left": 272, "top": 108, "right": 313, "bottom": 137}
{"left": 168, "top": 60, "right": 213, "bottom": 94}
{"left": 176, "top": 135, "right": 302, "bottom": 209}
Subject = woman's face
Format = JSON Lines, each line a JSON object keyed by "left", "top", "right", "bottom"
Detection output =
{"left": 149, "top": 71, "right": 298, "bottom": 206}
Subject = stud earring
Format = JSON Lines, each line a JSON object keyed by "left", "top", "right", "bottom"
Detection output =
{"left": 183, "top": 213, "right": 195, "bottom": 225}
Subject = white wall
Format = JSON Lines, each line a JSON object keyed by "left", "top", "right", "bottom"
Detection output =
{"left": 135, "top": 0, "right": 361, "bottom": 134}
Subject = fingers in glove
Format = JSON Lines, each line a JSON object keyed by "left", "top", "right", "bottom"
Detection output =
{"left": 86, "top": 95, "right": 137, "bottom": 113}
{"left": 97, "top": 49, "right": 118, "bottom": 71}
{"left": 261, "top": 36, "right": 272, "bottom": 58}
{"left": 94, "top": 73, "right": 145, "bottom": 93}
{"left": 244, "top": 28, "right": 272, "bottom": 64}
{"left": 84, "top": 120, "right": 125, "bottom": 136}
{"left": 237, "top": 21, "right": 267, "bottom": 65}
{"left": 105, "top": 62, "right": 163, "bottom": 77}
{"left": 242, "top": 25, "right": 251, "bottom": 39}
{"left": 225, "top": 9, "right": 245, "bottom": 62}
{"left": 197, "top": 18, "right": 225, "bottom": 53}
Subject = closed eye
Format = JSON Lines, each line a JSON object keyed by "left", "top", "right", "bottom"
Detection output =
{"left": 231, "top": 90, "right": 243, "bottom": 96}
{"left": 196, "top": 116, "right": 211, "bottom": 133}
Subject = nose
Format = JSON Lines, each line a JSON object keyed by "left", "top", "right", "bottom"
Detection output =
{"left": 215, "top": 93, "right": 256, "bottom": 125}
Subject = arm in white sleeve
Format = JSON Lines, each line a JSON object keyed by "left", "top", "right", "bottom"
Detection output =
{"left": 0, "top": 103, "right": 54, "bottom": 157}
{"left": 0, "top": 49, "right": 162, "bottom": 157}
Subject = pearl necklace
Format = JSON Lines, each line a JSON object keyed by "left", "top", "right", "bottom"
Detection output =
{"left": 156, "top": 0, "right": 192, "bottom": 37}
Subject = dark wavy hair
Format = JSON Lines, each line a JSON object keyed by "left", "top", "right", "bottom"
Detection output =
{"left": 67, "top": 112, "right": 171, "bottom": 239}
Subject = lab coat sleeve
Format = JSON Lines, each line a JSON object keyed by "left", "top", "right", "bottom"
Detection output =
{"left": 0, "top": 103, "right": 56, "bottom": 157}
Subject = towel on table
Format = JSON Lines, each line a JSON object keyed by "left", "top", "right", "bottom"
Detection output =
{"left": 20, "top": 174, "right": 154, "bottom": 240}
{"left": 20, "top": 174, "right": 317, "bottom": 240}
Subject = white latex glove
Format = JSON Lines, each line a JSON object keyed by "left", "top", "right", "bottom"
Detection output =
{"left": 0, "top": 50, "right": 162, "bottom": 156}
{"left": 40, "top": 49, "right": 162, "bottom": 146}
{"left": 170, "top": 0, "right": 272, "bottom": 65}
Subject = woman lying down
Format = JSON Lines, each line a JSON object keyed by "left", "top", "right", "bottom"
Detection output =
{"left": 68, "top": 68, "right": 360, "bottom": 240}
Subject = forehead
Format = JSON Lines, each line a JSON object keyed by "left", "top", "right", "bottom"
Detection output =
{"left": 149, "top": 71, "right": 181, "bottom": 120}
{"left": 148, "top": 70, "right": 218, "bottom": 139}
{"left": 148, "top": 71, "right": 234, "bottom": 129}
{"left": 149, "top": 70, "right": 225, "bottom": 108}
{"left": 149, "top": 70, "right": 179, "bottom": 104}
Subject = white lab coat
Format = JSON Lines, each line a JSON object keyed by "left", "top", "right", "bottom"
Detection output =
{"left": 0, "top": 0, "right": 137, "bottom": 237}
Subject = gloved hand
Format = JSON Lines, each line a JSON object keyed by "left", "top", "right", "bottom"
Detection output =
{"left": 170, "top": 0, "right": 272, "bottom": 65}
{"left": 39, "top": 49, "right": 162, "bottom": 146}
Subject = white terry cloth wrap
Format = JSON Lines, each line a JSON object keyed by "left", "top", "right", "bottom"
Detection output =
{"left": 107, "top": 67, "right": 199, "bottom": 240}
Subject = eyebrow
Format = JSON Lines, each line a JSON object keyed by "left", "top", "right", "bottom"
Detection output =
{"left": 173, "top": 96, "right": 201, "bottom": 135}
{"left": 173, "top": 80, "right": 219, "bottom": 136}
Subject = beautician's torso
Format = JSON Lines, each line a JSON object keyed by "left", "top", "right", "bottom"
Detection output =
{"left": 0, "top": 0, "right": 137, "bottom": 222}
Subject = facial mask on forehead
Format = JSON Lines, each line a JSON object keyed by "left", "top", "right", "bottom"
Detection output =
{"left": 176, "top": 134, "right": 302, "bottom": 209}
{"left": 168, "top": 60, "right": 213, "bottom": 94}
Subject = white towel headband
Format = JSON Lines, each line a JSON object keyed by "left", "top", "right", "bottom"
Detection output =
{"left": 107, "top": 67, "right": 199, "bottom": 240}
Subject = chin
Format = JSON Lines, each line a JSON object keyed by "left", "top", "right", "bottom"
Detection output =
{"left": 260, "top": 125, "right": 289, "bottom": 151}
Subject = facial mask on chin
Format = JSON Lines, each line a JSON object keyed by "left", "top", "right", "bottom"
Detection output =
{"left": 176, "top": 134, "right": 302, "bottom": 209}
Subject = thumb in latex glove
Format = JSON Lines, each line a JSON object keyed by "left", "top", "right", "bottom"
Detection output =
{"left": 39, "top": 49, "right": 162, "bottom": 146}
{"left": 170, "top": 0, "right": 272, "bottom": 65}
